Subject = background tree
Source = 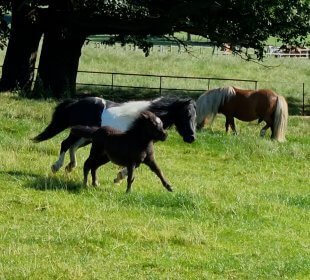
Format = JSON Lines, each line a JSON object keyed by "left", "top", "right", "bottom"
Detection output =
{"left": 0, "top": 0, "right": 10, "bottom": 48}
{"left": 0, "top": 0, "right": 310, "bottom": 97}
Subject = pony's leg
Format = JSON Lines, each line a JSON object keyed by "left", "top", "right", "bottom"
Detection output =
{"left": 84, "top": 143, "right": 109, "bottom": 187}
{"left": 83, "top": 157, "right": 92, "bottom": 186}
{"left": 260, "top": 124, "right": 270, "bottom": 137}
{"left": 270, "top": 124, "right": 275, "bottom": 140}
{"left": 114, "top": 167, "right": 128, "bottom": 183}
{"left": 144, "top": 155, "right": 173, "bottom": 192}
{"left": 230, "top": 118, "right": 237, "bottom": 134}
{"left": 225, "top": 116, "right": 237, "bottom": 134}
{"left": 90, "top": 156, "right": 109, "bottom": 187}
{"left": 225, "top": 117, "right": 230, "bottom": 132}
{"left": 51, "top": 134, "right": 80, "bottom": 173}
{"left": 65, "top": 137, "right": 90, "bottom": 172}
{"left": 125, "top": 165, "right": 135, "bottom": 193}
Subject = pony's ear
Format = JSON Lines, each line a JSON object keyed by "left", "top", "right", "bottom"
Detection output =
{"left": 181, "top": 98, "right": 193, "bottom": 106}
{"left": 140, "top": 111, "right": 150, "bottom": 119}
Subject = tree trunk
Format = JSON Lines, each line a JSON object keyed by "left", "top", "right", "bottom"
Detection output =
{"left": 34, "top": 28, "right": 85, "bottom": 98}
{"left": 187, "top": 33, "right": 191, "bottom": 41}
{"left": 32, "top": 1, "right": 86, "bottom": 98}
{"left": 0, "top": 1, "right": 42, "bottom": 92}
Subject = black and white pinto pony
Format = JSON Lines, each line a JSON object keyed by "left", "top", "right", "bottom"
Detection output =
{"left": 33, "top": 96, "right": 196, "bottom": 181}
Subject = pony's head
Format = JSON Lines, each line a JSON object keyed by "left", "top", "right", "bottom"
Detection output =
{"left": 138, "top": 111, "right": 167, "bottom": 142}
{"left": 173, "top": 99, "right": 196, "bottom": 143}
{"left": 196, "top": 87, "right": 236, "bottom": 129}
{"left": 196, "top": 93, "right": 209, "bottom": 129}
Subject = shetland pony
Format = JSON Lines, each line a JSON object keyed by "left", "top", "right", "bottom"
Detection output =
{"left": 196, "top": 87, "right": 288, "bottom": 141}
{"left": 33, "top": 96, "right": 196, "bottom": 176}
{"left": 72, "top": 111, "right": 173, "bottom": 193}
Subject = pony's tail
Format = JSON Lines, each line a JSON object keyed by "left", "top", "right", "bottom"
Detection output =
{"left": 273, "top": 95, "right": 288, "bottom": 142}
{"left": 32, "top": 99, "right": 75, "bottom": 142}
{"left": 71, "top": 126, "right": 99, "bottom": 139}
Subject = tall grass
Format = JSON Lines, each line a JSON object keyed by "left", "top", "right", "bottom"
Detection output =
{"left": 0, "top": 92, "right": 309, "bottom": 279}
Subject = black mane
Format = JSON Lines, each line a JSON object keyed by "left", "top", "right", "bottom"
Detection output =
{"left": 149, "top": 96, "right": 194, "bottom": 128}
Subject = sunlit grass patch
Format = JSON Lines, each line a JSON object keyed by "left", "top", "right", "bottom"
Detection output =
{"left": 0, "top": 90, "right": 309, "bottom": 278}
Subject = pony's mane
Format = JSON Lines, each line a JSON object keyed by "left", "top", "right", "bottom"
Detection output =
{"left": 149, "top": 96, "right": 192, "bottom": 117}
{"left": 128, "top": 111, "right": 162, "bottom": 131}
{"left": 107, "top": 100, "right": 151, "bottom": 118}
{"left": 196, "top": 87, "right": 236, "bottom": 125}
{"left": 101, "top": 100, "right": 151, "bottom": 131}
{"left": 101, "top": 96, "right": 193, "bottom": 132}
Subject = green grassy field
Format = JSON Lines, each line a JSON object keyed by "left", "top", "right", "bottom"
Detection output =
{"left": 0, "top": 44, "right": 310, "bottom": 278}
{"left": 0, "top": 92, "right": 309, "bottom": 279}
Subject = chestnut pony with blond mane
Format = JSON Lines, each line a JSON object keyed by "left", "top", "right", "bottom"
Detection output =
{"left": 196, "top": 86, "right": 288, "bottom": 142}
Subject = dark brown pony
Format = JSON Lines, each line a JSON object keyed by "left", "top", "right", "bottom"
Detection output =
{"left": 71, "top": 111, "right": 173, "bottom": 193}
{"left": 196, "top": 86, "right": 288, "bottom": 141}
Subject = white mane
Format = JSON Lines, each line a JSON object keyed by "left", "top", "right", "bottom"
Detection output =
{"left": 101, "top": 100, "right": 151, "bottom": 131}
{"left": 196, "top": 87, "right": 236, "bottom": 126}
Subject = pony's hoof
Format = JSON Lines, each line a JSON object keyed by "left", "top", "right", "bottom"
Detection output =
{"left": 51, "top": 164, "right": 59, "bottom": 173}
{"left": 65, "top": 162, "right": 76, "bottom": 173}
{"left": 166, "top": 185, "right": 173, "bottom": 192}
{"left": 83, "top": 178, "right": 88, "bottom": 186}
{"left": 65, "top": 166, "right": 72, "bottom": 173}
{"left": 92, "top": 181, "right": 99, "bottom": 187}
{"left": 65, "top": 167, "right": 72, "bottom": 173}
{"left": 113, "top": 177, "right": 120, "bottom": 184}
{"left": 113, "top": 173, "right": 125, "bottom": 184}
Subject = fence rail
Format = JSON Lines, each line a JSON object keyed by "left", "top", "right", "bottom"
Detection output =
{"left": 76, "top": 70, "right": 307, "bottom": 115}
{"left": 0, "top": 66, "right": 307, "bottom": 115}
{"left": 76, "top": 70, "right": 259, "bottom": 93}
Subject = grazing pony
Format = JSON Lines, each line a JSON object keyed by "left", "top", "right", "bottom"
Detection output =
{"left": 196, "top": 87, "right": 288, "bottom": 141}
{"left": 33, "top": 96, "right": 196, "bottom": 177}
{"left": 72, "top": 111, "right": 173, "bottom": 193}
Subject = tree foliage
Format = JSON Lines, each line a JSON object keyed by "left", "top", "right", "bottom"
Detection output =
{"left": 1, "top": 0, "right": 310, "bottom": 59}
{"left": 68, "top": 0, "right": 310, "bottom": 59}
{"left": 0, "top": 0, "right": 310, "bottom": 97}
{"left": 0, "top": 0, "right": 11, "bottom": 49}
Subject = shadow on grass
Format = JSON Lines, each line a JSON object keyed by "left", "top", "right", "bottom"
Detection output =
{"left": 76, "top": 85, "right": 201, "bottom": 102}
{"left": 2, "top": 170, "right": 40, "bottom": 179}
{"left": 1, "top": 170, "right": 83, "bottom": 193}
{"left": 117, "top": 190, "right": 199, "bottom": 211}
{"left": 27, "top": 176, "right": 83, "bottom": 193}
{"left": 286, "top": 96, "right": 307, "bottom": 115}
{"left": 268, "top": 193, "right": 310, "bottom": 210}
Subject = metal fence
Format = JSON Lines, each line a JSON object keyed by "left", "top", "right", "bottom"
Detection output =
{"left": 77, "top": 70, "right": 259, "bottom": 92}
{"left": 0, "top": 66, "right": 307, "bottom": 115}
{"left": 76, "top": 70, "right": 308, "bottom": 115}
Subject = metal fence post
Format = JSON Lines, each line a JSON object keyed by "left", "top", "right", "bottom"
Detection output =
{"left": 159, "top": 76, "right": 162, "bottom": 95}
{"left": 303, "top": 82, "right": 305, "bottom": 115}
{"left": 111, "top": 73, "right": 114, "bottom": 91}
{"left": 207, "top": 79, "right": 210, "bottom": 90}
{"left": 255, "top": 81, "right": 258, "bottom": 90}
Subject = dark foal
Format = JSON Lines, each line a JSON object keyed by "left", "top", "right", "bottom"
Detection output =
{"left": 72, "top": 111, "right": 173, "bottom": 193}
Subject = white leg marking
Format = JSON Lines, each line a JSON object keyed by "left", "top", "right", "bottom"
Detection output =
{"left": 69, "top": 147, "right": 77, "bottom": 168}
{"left": 260, "top": 129, "right": 266, "bottom": 137}
{"left": 51, "top": 152, "right": 65, "bottom": 173}
{"left": 65, "top": 138, "right": 87, "bottom": 172}
{"left": 114, "top": 168, "right": 128, "bottom": 184}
